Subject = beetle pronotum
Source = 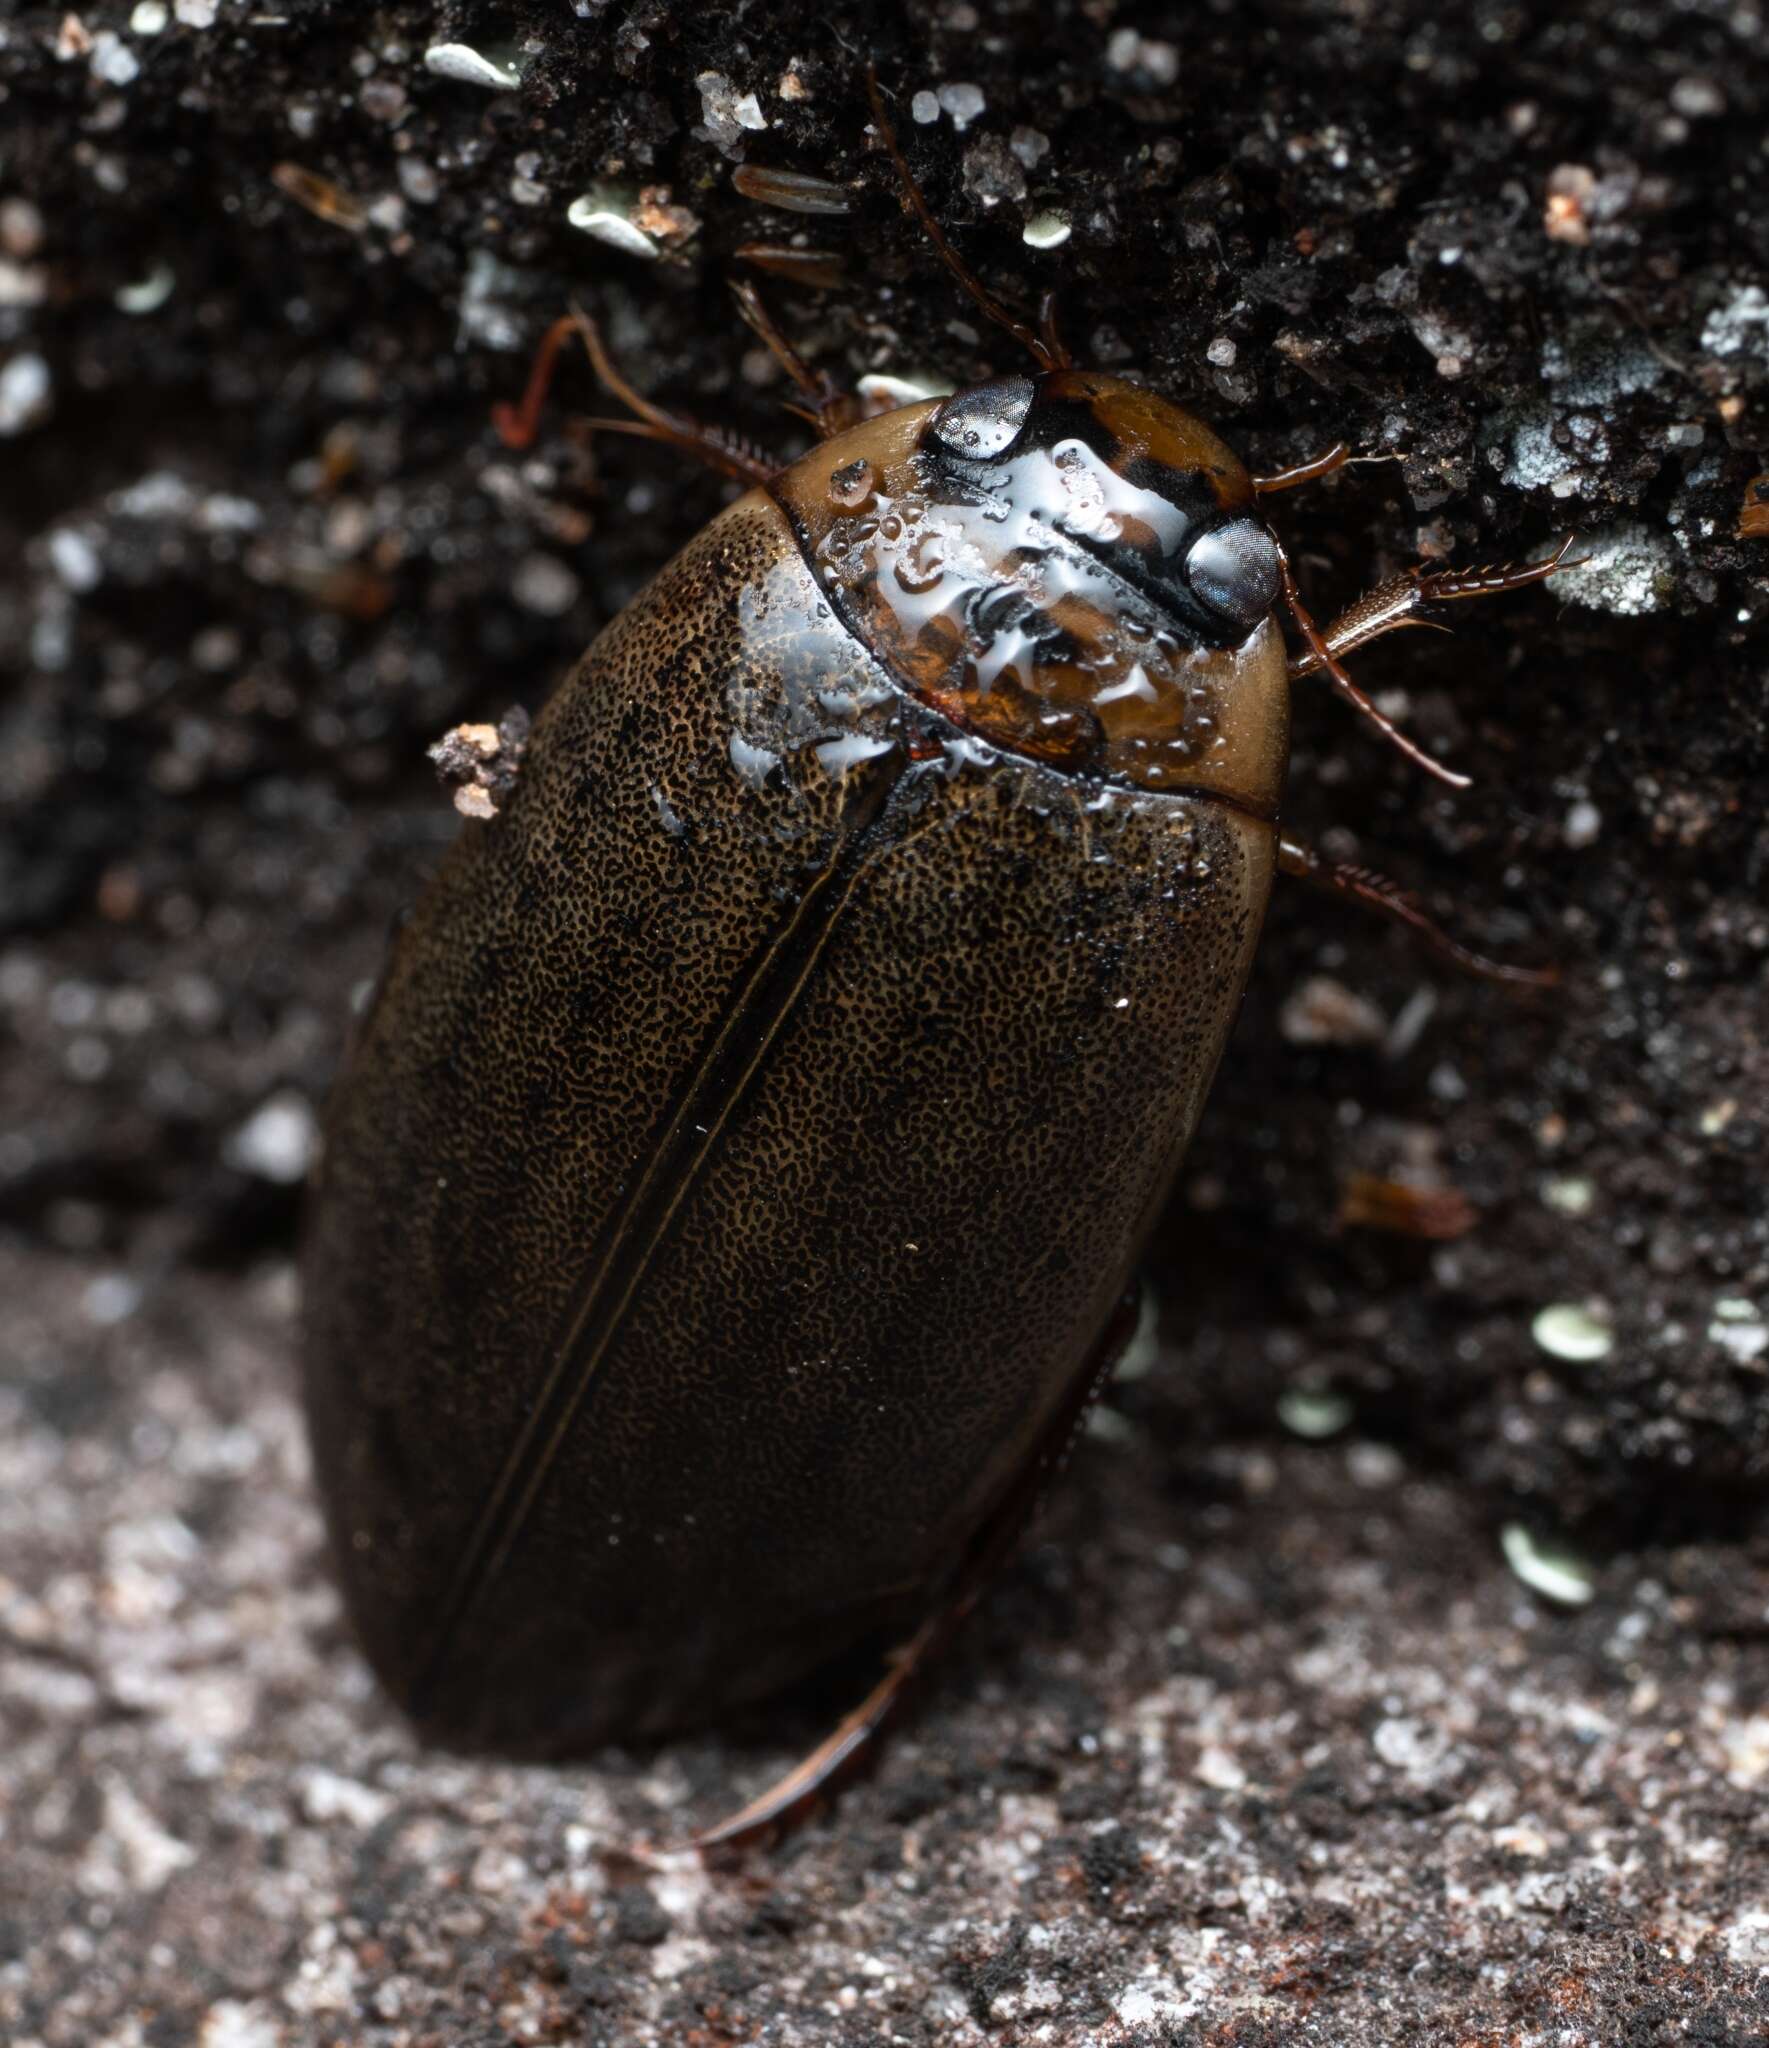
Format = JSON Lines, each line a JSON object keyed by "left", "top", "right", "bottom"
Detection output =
{"left": 302, "top": 73, "right": 1572, "bottom": 1850}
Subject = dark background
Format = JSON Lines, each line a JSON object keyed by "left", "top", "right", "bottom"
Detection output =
{"left": 2, "top": 2, "right": 1765, "bottom": 2042}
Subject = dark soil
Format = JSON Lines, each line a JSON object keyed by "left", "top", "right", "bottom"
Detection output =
{"left": 2, "top": 2, "right": 1766, "bottom": 2042}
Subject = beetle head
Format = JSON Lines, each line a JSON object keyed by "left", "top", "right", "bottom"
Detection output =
{"left": 776, "top": 370, "right": 1289, "bottom": 811}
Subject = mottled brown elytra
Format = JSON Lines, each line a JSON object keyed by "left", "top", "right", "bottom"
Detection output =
{"left": 301, "top": 74, "right": 1574, "bottom": 1850}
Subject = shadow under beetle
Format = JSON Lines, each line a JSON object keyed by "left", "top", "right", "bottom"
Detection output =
{"left": 302, "top": 75, "right": 1573, "bottom": 1849}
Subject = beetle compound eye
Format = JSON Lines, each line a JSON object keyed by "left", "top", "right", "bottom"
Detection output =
{"left": 1183, "top": 519, "right": 1282, "bottom": 634}
{"left": 926, "top": 376, "right": 1036, "bottom": 460}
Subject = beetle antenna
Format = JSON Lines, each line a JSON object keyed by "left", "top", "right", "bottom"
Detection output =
{"left": 865, "top": 66, "right": 1068, "bottom": 372}
{"left": 1272, "top": 535, "right": 1472, "bottom": 790}
{"left": 1037, "top": 289, "right": 1069, "bottom": 366}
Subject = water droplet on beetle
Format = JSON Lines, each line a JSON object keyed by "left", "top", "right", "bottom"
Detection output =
{"left": 893, "top": 531, "right": 947, "bottom": 594}
{"left": 828, "top": 457, "right": 874, "bottom": 509}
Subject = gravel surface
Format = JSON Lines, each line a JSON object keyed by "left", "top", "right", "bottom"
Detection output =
{"left": 2, "top": 1, "right": 1766, "bottom": 2041}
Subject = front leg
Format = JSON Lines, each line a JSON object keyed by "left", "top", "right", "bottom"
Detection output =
{"left": 1289, "top": 535, "right": 1582, "bottom": 679}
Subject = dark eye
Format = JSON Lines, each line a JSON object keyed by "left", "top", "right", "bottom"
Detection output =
{"left": 927, "top": 376, "right": 1036, "bottom": 460}
{"left": 1183, "top": 518, "right": 1281, "bottom": 633}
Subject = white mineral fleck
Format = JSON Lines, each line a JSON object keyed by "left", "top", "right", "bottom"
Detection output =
{"left": 199, "top": 2001, "right": 285, "bottom": 2048}
{"left": 566, "top": 191, "right": 658, "bottom": 258}
{"left": 1278, "top": 1387, "right": 1353, "bottom": 1439}
{"left": 298, "top": 1767, "right": 393, "bottom": 1830}
{"left": 115, "top": 263, "right": 177, "bottom": 314}
{"left": 1564, "top": 798, "right": 1602, "bottom": 848}
{"left": 1501, "top": 1522, "right": 1596, "bottom": 1607}
{"left": 936, "top": 82, "right": 985, "bottom": 130}
{"left": 83, "top": 1272, "right": 142, "bottom": 1326}
{"left": 90, "top": 31, "right": 140, "bottom": 86}
{"left": 1554, "top": 521, "right": 1675, "bottom": 615}
{"left": 1022, "top": 209, "right": 1072, "bottom": 249}
{"left": 225, "top": 1091, "right": 318, "bottom": 1185}
{"left": 91, "top": 1775, "right": 197, "bottom": 1892}
{"left": 0, "top": 351, "right": 52, "bottom": 436}
{"left": 48, "top": 528, "right": 102, "bottom": 591}
{"left": 512, "top": 553, "right": 580, "bottom": 617}
{"left": 1709, "top": 1298, "right": 1767, "bottom": 1367}
{"left": 696, "top": 71, "right": 767, "bottom": 154}
{"left": 423, "top": 43, "right": 521, "bottom": 91}
{"left": 1532, "top": 1301, "right": 1615, "bottom": 1362}
{"left": 1701, "top": 283, "right": 1769, "bottom": 361}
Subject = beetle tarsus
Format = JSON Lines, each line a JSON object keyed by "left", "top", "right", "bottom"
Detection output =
{"left": 1278, "top": 833, "right": 1558, "bottom": 988}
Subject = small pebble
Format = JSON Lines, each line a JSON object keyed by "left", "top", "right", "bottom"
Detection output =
{"left": 1280, "top": 974, "right": 1387, "bottom": 1047}
{"left": 48, "top": 528, "right": 102, "bottom": 591}
{"left": 1278, "top": 1387, "right": 1353, "bottom": 1440}
{"left": 225, "top": 1091, "right": 318, "bottom": 1185}
{"left": 936, "top": 82, "right": 985, "bottom": 131}
{"left": 566, "top": 192, "right": 656, "bottom": 258}
{"left": 513, "top": 554, "right": 580, "bottom": 617}
{"left": 0, "top": 351, "right": 52, "bottom": 436}
{"left": 83, "top": 1273, "right": 143, "bottom": 1327}
{"left": 1501, "top": 1522, "right": 1596, "bottom": 1607}
{"left": 1563, "top": 799, "right": 1602, "bottom": 848}
{"left": 115, "top": 264, "right": 176, "bottom": 314}
{"left": 1708, "top": 1299, "right": 1767, "bottom": 1367}
{"left": 1022, "top": 210, "right": 1071, "bottom": 250}
{"left": 1540, "top": 1176, "right": 1594, "bottom": 1218}
{"left": 423, "top": 43, "right": 521, "bottom": 91}
{"left": 90, "top": 32, "right": 140, "bottom": 87}
{"left": 1531, "top": 1302, "right": 1614, "bottom": 1363}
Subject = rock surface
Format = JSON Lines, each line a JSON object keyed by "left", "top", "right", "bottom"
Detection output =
{"left": 2, "top": 2, "right": 1765, "bottom": 2041}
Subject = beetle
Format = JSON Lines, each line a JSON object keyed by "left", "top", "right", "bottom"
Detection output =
{"left": 302, "top": 77, "right": 1572, "bottom": 1848}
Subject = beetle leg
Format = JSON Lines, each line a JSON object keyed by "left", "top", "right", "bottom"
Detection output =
{"left": 491, "top": 313, "right": 581, "bottom": 452}
{"left": 729, "top": 279, "right": 862, "bottom": 440}
{"left": 1273, "top": 537, "right": 1471, "bottom": 789}
{"left": 492, "top": 306, "right": 783, "bottom": 485}
{"left": 692, "top": 1288, "right": 1143, "bottom": 1857}
{"left": 1277, "top": 833, "right": 1558, "bottom": 988}
{"left": 1287, "top": 535, "right": 1584, "bottom": 677}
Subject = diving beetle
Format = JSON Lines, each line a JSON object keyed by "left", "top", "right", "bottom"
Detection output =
{"left": 302, "top": 77, "right": 1571, "bottom": 1847}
